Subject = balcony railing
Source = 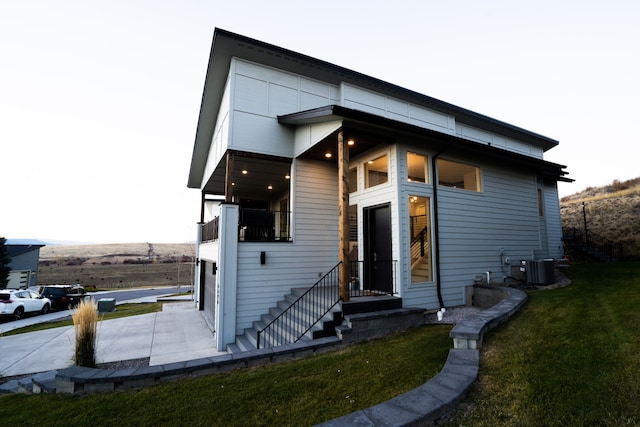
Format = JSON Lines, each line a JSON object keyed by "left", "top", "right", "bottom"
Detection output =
{"left": 239, "top": 209, "right": 291, "bottom": 242}
{"left": 201, "top": 216, "right": 219, "bottom": 242}
{"left": 200, "top": 209, "right": 292, "bottom": 243}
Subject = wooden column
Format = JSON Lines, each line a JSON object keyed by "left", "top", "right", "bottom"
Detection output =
{"left": 225, "top": 152, "right": 234, "bottom": 203}
{"left": 338, "top": 130, "right": 350, "bottom": 302}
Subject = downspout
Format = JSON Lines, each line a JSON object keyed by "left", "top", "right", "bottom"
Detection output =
{"left": 431, "top": 150, "right": 445, "bottom": 308}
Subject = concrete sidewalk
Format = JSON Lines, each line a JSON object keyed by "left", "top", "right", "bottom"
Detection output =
{"left": 0, "top": 301, "right": 225, "bottom": 378}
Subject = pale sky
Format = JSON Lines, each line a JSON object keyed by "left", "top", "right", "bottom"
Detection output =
{"left": 1, "top": 0, "right": 638, "bottom": 243}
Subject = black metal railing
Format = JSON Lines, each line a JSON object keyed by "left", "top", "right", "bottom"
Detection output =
{"left": 348, "top": 260, "right": 397, "bottom": 297}
{"left": 201, "top": 217, "right": 219, "bottom": 243}
{"left": 239, "top": 209, "right": 291, "bottom": 242}
{"left": 563, "top": 228, "right": 624, "bottom": 262}
{"left": 411, "top": 226, "right": 429, "bottom": 260}
{"left": 256, "top": 263, "right": 341, "bottom": 349}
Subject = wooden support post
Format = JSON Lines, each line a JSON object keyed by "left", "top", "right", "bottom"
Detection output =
{"left": 338, "top": 130, "right": 350, "bottom": 302}
{"left": 225, "top": 152, "right": 234, "bottom": 203}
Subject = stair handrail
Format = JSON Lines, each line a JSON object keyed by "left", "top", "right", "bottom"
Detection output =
{"left": 256, "top": 262, "right": 342, "bottom": 349}
{"left": 410, "top": 226, "right": 429, "bottom": 263}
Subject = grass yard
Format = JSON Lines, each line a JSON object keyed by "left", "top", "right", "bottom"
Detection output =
{"left": 2, "top": 262, "right": 639, "bottom": 425}
{"left": 1, "top": 303, "right": 165, "bottom": 336}
{"left": 0, "top": 323, "right": 452, "bottom": 426}
{"left": 447, "top": 262, "right": 640, "bottom": 426}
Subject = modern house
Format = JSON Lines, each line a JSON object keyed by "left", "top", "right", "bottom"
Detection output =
{"left": 4, "top": 239, "right": 46, "bottom": 289}
{"left": 187, "top": 29, "right": 571, "bottom": 352}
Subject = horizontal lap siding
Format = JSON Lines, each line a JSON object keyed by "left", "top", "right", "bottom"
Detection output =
{"left": 437, "top": 164, "right": 539, "bottom": 306}
{"left": 544, "top": 182, "right": 563, "bottom": 258}
{"left": 235, "top": 159, "right": 338, "bottom": 333}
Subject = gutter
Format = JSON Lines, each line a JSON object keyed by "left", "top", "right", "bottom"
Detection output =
{"left": 432, "top": 150, "right": 446, "bottom": 308}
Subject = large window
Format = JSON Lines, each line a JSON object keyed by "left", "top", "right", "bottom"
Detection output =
{"left": 437, "top": 159, "right": 481, "bottom": 192}
{"left": 409, "top": 196, "right": 432, "bottom": 283}
{"left": 365, "top": 155, "right": 388, "bottom": 188}
{"left": 407, "top": 152, "right": 428, "bottom": 183}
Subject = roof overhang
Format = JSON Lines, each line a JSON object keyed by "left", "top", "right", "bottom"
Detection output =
{"left": 188, "top": 29, "right": 563, "bottom": 189}
{"left": 280, "top": 105, "right": 572, "bottom": 183}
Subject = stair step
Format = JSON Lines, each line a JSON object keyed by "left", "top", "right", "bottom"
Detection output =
{"left": 232, "top": 285, "right": 342, "bottom": 352}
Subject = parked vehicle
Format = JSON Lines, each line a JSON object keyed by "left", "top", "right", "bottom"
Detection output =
{"left": 0, "top": 289, "right": 52, "bottom": 320}
{"left": 39, "top": 285, "right": 88, "bottom": 311}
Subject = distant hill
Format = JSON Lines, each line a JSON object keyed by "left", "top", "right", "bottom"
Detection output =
{"left": 560, "top": 177, "right": 640, "bottom": 259}
{"left": 39, "top": 242, "right": 195, "bottom": 265}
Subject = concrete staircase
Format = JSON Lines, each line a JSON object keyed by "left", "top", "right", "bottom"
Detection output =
{"left": 227, "top": 287, "right": 343, "bottom": 353}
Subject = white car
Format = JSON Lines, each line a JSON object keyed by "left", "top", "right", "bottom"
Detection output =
{"left": 0, "top": 289, "right": 51, "bottom": 321}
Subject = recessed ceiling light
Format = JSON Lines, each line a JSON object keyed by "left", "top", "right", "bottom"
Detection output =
{"left": 285, "top": 174, "right": 290, "bottom": 179}
{"left": 267, "top": 185, "right": 273, "bottom": 190}
{"left": 347, "top": 139, "right": 355, "bottom": 146}
{"left": 325, "top": 153, "right": 332, "bottom": 158}
{"left": 242, "top": 170, "right": 248, "bottom": 175}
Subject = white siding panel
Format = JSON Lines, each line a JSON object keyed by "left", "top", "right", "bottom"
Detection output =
{"left": 268, "top": 83, "right": 299, "bottom": 116}
{"left": 234, "top": 159, "right": 339, "bottom": 333}
{"left": 300, "top": 91, "right": 332, "bottom": 110}
{"left": 300, "top": 77, "right": 332, "bottom": 99}
{"left": 198, "top": 242, "right": 218, "bottom": 263}
{"left": 293, "top": 122, "right": 342, "bottom": 157}
{"left": 342, "top": 83, "right": 454, "bottom": 134}
{"left": 408, "top": 104, "right": 451, "bottom": 131}
{"left": 234, "top": 74, "right": 268, "bottom": 115}
{"left": 386, "top": 97, "right": 409, "bottom": 116}
{"left": 231, "top": 112, "right": 294, "bottom": 157}
{"left": 456, "top": 123, "right": 545, "bottom": 159}
{"left": 235, "top": 59, "right": 298, "bottom": 88}
{"left": 203, "top": 79, "right": 231, "bottom": 188}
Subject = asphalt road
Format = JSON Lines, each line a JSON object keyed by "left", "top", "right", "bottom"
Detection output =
{"left": 91, "top": 286, "right": 188, "bottom": 303}
{"left": 0, "top": 286, "right": 191, "bottom": 326}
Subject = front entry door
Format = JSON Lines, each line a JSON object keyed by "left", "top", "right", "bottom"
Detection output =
{"left": 363, "top": 203, "right": 393, "bottom": 293}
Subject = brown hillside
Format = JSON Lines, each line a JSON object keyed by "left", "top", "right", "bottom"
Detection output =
{"left": 38, "top": 243, "right": 196, "bottom": 289}
{"left": 560, "top": 178, "right": 640, "bottom": 259}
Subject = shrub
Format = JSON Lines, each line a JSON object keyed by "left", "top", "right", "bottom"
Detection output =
{"left": 72, "top": 299, "right": 99, "bottom": 367}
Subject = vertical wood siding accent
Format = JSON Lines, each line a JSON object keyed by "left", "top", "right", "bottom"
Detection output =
{"left": 233, "top": 159, "right": 339, "bottom": 334}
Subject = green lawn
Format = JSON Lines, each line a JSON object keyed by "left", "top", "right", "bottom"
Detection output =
{"left": 2, "top": 302, "right": 164, "bottom": 336}
{"left": 2, "top": 262, "right": 639, "bottom": 426}
{"left": 447, "top": 262, "right": 640, "bottom": 426}
{"left": 0, "top": 322, "right": 452, "bottom": 426}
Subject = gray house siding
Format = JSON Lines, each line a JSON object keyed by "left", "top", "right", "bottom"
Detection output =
{"left": 234, "top": 158, "right": 339, "bottom": 334}
{"left": 189, "top": 30, "right": 570, "bottom": 348}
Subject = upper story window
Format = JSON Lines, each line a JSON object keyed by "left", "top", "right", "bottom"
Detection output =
{"left": 365, "top": 154, "right": 389, "bottom": 188}
{"left": 407, "top": 152, "right": 428, "bottom": 183}
{"left": 437, "top": 159, "right": 481, "bottom": 192}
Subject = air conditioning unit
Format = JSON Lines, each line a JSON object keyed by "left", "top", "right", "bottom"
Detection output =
{"left": 526, "top": 259, "right": 555, "bottom": 285}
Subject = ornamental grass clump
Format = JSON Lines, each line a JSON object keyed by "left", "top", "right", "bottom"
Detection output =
{"left": 72, "top": 299, "right": 99, "bottom": 368}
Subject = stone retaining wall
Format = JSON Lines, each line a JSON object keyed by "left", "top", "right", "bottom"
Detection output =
{"left": 54, "top": 285, "right": 527, "bottom": 426}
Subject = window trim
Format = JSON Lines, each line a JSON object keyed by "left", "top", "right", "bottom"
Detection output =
{"left": 436, "top": 158, "right": 482, "bottom": 192}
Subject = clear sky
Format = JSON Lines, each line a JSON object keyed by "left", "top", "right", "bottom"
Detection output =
{"left": 1, "top": 0, "right": 638, "bottom": 243}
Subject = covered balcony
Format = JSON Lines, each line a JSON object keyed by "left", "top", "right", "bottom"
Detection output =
{"left": 199, "top": 152, "right": 292, "bottom": 244}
